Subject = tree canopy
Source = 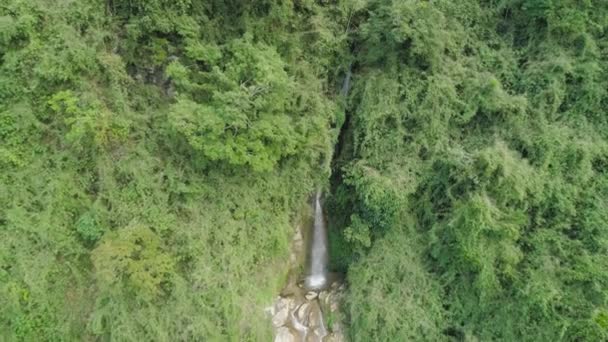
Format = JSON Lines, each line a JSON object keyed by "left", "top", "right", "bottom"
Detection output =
{"left": 1, "top": 0, "right": 607, "bottom": 341}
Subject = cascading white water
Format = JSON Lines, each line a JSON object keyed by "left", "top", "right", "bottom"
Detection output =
{"left": 304, "top": 191, "right": 329, "bottom": 290}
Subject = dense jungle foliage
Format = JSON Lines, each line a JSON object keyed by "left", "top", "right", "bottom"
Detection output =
{"left": 1, "top": 0, "right": 607, "bottom": 341}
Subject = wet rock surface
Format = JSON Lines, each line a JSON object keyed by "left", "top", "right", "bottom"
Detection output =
{"left": 266, "top": 224, "right": 346, "bottom": 342}
{"left": 268, "top": 285, "right": 345, "bottom": 342}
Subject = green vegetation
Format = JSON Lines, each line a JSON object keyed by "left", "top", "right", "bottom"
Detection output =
{"left": 1, "top": 0, "right": 607, "bottom": 341}
{"left": 329, "top": 0, "right": 608, "bottom": 341}
{"left": 0, "top": 1, "right": 347, "bottom": 340}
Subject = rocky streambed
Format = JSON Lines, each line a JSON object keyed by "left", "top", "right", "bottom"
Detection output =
{"left": 266, "top": 215, "right": 346, "bottom": 342}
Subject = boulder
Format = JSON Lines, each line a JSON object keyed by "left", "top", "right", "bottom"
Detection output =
{"left": 296, "top": 303, "right": 311, "bottom": 323}
{"left": 323, "top": 293, "right": 332, "bottom": 305}
{"left": 305, "top": 291, "right": 318, "bottom": 300}
{"left": 306, "top": 326, "right": 328, "bottom": 342}
{"left": 275, "top": 327, "right": 296, "bottom": 342}
{"left": 276, "top": 297, "right": 295, "bottom": 312}
{"left": 307, "top": 301, "right": 327, "bottom": 338}
{"left": 290, "top": 310, "right": 309, "bottom": 335}
{"left": 272, "top": 307, "right": 289, "bottom": 327}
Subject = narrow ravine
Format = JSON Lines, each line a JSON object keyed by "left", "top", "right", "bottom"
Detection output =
{"left": 266, "top": 66, "right": 354, "bottom": 342}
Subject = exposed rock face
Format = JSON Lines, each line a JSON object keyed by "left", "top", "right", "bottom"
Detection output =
{"left": 269, "top": 286, "right": 344, "bottom": 342}
{"left": 275, "top": 326, "right": 296, "bottom": 342}
{"left": 296, "top": 303, "right": 311, "bottom": 323}
{"left": 267, "top": 223, "right": 346, "bottom": 342}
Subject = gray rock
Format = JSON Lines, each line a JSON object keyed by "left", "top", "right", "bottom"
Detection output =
{"left": 312, "top": 326, "right": 329, "bottom": 340}
{"left": 306, "top": 333, "right": 320, "bottom": 342}
{"left": 272, "top": 307, "right": 289, "bottom": 327}
{"left": 305, "top": 291, "right": 318, "bottom": 300}
{"left": 296, "top": 302, "right": 311, "bottom": 323}
{"left": 276, "top": 297, "right": 293, "bottom": 311}
{"left": 290, "top": 309, "right": 309, "bottom": 334}
{"left": 275, "top": 326, "right": 296, "bottom": 342}
{"left": 307, "top": 301, "right": 327, "bottom": 338}
{"left": 323, "top": 293, "right": 332, "bottom": 305}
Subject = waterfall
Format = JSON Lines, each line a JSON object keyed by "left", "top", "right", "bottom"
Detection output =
{"left": 304, "top": 191, "right": 329, "bottom": 290}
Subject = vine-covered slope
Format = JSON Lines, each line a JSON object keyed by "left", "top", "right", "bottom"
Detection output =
{"left": 330, "top": 1, "right": 608, "bottom": 341}
{"left": 1, "top": 0, "right": 608, "bottom": 341}
{"left": 1, "top": 1, "right": 347, "bottom": 340}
